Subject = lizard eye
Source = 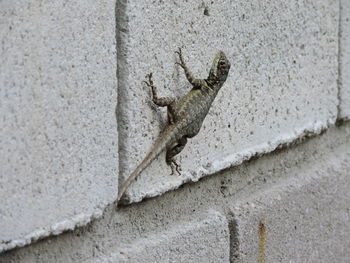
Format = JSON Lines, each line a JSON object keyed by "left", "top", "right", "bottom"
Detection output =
{"left": 219, "top": 61, "right": 225, "bottom": 66}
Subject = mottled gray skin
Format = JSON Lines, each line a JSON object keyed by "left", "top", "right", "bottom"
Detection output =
{"left": 117, "top": 49, "right": 231, "bottom": 203}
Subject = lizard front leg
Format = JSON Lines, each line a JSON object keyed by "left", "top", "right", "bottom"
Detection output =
{"left": 166, "top": 137, "right": 188, "bottom": 175}
{"left": 175, "top": 48, "right": 202, "bottom": 88}
{"left": 143, "top": 73, "right": 176, "bottom": 124}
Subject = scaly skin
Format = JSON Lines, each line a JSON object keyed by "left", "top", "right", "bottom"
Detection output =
{"left": 117, "top": 48, "right": 231, "bottom": 203}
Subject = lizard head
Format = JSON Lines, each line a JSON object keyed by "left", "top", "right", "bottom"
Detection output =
{"left": 208, "top": 50, "right": 231, "bottom": 83}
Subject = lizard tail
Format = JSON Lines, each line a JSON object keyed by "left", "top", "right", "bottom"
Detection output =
{"left": 117, "top": 124, "right": 179, "bottom": 202}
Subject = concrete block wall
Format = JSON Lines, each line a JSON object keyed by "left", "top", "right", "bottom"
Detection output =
{"left": 0, "top": 0, "right": 118, "bottom": 252}
{"left": 117, "top": 0, "right": 339, "bottom": 203}
{"left": 1, "top": 0, "right": 349, "bottom": 262}
{"left": 340, "top": 0, "right": 350, "bottom": 119}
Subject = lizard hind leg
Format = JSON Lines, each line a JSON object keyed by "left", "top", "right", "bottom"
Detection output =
{"left": 166, "top": 137, "right": 188, "bottom": 175}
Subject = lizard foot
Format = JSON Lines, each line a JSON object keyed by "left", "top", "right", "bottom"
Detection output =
{"left": 169, "top": 160, "right": 181, "bottom": 176}
{"left": 175, "top": 48, "right": 186, "bottom": 69}
{"left": 143, "top": 73, "right": 154, "bottom": 87}
{"left": 143, "top": 73, "right": 158, "bottom": 99}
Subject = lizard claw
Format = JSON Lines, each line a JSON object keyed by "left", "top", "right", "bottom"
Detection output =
{"left": 169, "top": 160, "right": 181, "bottom": 176}
{"left": 175, "top": 60, "right": 186, "bottom": 71}
{"left": 175, "top": 47, "right": 182, "bottom": 56}
{"left": 175, "top": 48, "right": 186, "bottom": 69}
{"left": 142, "top": 80, "right": 150, "bottom": 87}
{"left": 143, "top": 73, "right": 154, "bottom": 87}
{"left": 175, "top": 165, "right": 181, "bottom": 175}
{"left": 175, "top": 61, "right": 184, "bottom": 68}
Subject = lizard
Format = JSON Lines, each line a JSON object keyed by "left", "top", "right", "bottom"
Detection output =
{"left": 117, "top": 48, "right": 231, "bottom": 202}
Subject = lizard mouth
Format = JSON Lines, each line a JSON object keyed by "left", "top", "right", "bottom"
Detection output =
{"left": 217, "top": 50, "right": 225, "bottom": 57}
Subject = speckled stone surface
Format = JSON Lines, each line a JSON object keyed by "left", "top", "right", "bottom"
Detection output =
{"left": 117, "top": 0, "right": 339, "bottom": 203}
{"left": 230, "top": 143, "right": 350, "bottom": 263}
{"left": 84, "top": 211, "right": 229, "bottom": 263}
{"left": 0, "top": 0, "right": 118, "bottom": 252}
{"left": 339, "top": 0, "right": 350, "bottom": 119}
{"left": 2, "top": 123, "right": 349, "bottom": 263}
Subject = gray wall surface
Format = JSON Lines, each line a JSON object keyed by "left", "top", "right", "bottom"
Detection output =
{"left": 340, "top": 0, "right": 350, "bottom": 118}
{"left": 0, "top": 0, "right": 118, "bottom": 252}
{"left": 1, "top": 0, "right": 350, "bottom": 262}
{"left": 117, "top": 0, "right": 339, "bottom": 203}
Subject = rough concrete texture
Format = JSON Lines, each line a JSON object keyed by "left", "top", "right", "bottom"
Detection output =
{"left": 84, "top": 210, "right": 229, "bottom": 263}
{"left": 339, "top": 0, "right": 350, "bottom": 119}
{"left": 0, "top": 0, "right": 118, "bottom": 252}
{"left": 2, "top": 122, "right": 349, "bottom": 263}
{"left": 230, "top": 146, "right": 350, "bottom": 262}
{"left": 117, "top": 0, "right": 339, "bottom": 203}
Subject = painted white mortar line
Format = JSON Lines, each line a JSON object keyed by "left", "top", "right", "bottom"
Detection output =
{"left": 0, "top": 204, "right": 105, "bottom": 253}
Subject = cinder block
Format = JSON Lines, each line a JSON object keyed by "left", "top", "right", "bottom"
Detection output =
{"left": 0, "top": 1, "right": 118, "bottom": 252}
{"left": 339, "top": 0, "right": 350, "bottom": 119}
{"left": 84, "top": 210, "right": 229, "bottom": 263}
{"left": 117, "top": 0, "right": 338, "bottom": 203}
{"left": 230, "top": 148, "right": 350, "bottom": 262}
